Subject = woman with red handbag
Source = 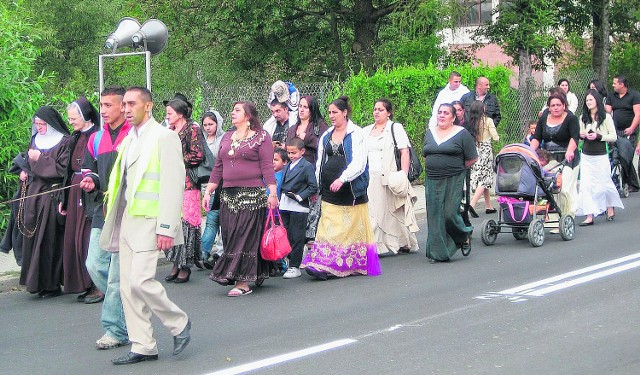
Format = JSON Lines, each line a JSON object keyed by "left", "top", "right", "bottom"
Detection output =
{"left": 202, "top": 101, "right": 278, "bottom": 297}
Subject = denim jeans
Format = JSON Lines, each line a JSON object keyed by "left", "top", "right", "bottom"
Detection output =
{"left": 201, "top": 198, "right": 222, "bottom": 258}
{"left": 85, "top": 228, "right": 128, "bottom": 342}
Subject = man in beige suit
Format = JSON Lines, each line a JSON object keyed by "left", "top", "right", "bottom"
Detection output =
{"left": 100, "top": 86, "right": 191, "bottom": 365}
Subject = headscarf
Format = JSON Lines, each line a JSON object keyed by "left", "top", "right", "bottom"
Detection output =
{"left": 69, "top": 96, "right": 100, "bottom": 126}
{"left": 32, "top": 106, "right": 70, "bottom": 150}
{"left": 201, "top": 110, "right": 225, "bottom": 160}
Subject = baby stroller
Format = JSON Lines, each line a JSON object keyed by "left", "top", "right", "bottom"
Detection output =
{"left": 609, "top": 136, "right": 637, "bottom": 198}
{"left": 480, "top": 143, "right": 575, "bottom": 247}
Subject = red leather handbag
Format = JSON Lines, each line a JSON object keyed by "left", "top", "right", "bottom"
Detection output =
{"left": 260, "top": 208, "right": 292, "bottom": 261}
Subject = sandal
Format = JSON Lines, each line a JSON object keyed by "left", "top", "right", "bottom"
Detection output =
{"left": 227, "top": 287, "right": 252, "bottom": 297}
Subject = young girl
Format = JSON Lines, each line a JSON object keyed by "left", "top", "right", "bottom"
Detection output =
{"left": 199, "top": 111, "right": 225, "bottom": 270}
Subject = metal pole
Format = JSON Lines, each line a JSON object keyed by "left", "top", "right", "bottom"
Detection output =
{"left": 98, "top": 55, "right": 104, "bottom": 95}
{"left": 98, "top": 55, "right": 105, "bottom": 127}
{"left": 145, "top": 51, "right": 152, "bottom": 90}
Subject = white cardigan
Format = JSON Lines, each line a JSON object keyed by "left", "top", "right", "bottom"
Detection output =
{"left": 315, "top": 120, "right": 368, "bottom": 184}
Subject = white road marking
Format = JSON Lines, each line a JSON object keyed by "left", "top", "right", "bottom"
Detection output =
{"left": 476, "top": 252, "right": 640, "bottom": 301}
{"left": 206, "top": 339, "right": 357, "bottom": 375}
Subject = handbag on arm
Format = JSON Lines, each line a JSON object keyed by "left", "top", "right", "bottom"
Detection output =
{"left": 390, "top": 122, "right": 423, "bottom": 182}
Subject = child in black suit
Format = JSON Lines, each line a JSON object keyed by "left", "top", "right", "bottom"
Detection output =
{"left": 279, "top": 137, "right": 318, "bottom": 279}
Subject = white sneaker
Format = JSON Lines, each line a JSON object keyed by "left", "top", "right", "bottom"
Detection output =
{"left": 283, "top": 267, "right": 301, "bottom": 279}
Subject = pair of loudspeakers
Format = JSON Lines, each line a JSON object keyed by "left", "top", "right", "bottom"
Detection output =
{"left": 105, "top": 17, "right": 168, "bottom": 55}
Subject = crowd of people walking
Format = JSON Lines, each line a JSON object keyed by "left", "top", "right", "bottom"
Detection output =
{"left": 2, "top": 73, "right": 640, "bottom": 365}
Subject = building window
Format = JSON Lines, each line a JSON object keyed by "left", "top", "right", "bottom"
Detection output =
{"left": 456, "top": 0, "right": 493, "bottom": 27}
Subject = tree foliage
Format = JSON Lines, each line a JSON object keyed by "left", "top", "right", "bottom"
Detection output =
{"left": 0, "top": 1, "right": 50, "bottom": 227}
{"left": 474, "top": 0, "right": 563, "bottom": 72}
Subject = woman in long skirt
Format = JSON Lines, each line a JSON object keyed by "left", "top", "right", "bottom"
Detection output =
{"left": 164, "top": 97, "right": 204, "bottom": 283}
{"left": 203, "top": 101, "right": 278, "bottom": 296}
{"left": 19, "top": 107, "right": 71, "bottom": 298}
{"left": 576, "top": 89, "right": 624, "bottom": 225}
{"left": 422, "top": 103, "right": 477, "bottom": 262}
{"left": 302, "top": 96, "right": 381, "bottom": 279}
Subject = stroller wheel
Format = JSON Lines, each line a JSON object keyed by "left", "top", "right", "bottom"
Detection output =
{"left": 621, "top": 183, "right": 629, "bottom": 198}
{"left": 559, "top": 214, "right": 575, "bottom": 241}
{"left": 512, "top": 228, "right": 528, "bottom": 240}
{"left": 527, "top": 219, "right": 545, "bottom": 247}
{"left": 481, "top": 219, "right": 498, "bottom": 246}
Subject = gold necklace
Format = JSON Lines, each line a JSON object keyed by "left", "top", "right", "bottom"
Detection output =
{"left": 229, "top": 130, "right": 249, "bottom": 156}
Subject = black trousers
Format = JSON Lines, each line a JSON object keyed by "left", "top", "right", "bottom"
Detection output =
{"left": 280, "top": 211, "right": 308, "bottom": 268}
{"left": 616, "top": 129, "right": 640, "bottom": 189}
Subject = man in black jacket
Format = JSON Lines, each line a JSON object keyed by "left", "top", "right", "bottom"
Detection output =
{"left": 461, "top": 76, "right": 501, "bottom": 127}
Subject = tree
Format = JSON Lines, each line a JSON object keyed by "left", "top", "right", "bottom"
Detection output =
{"left": 0, "top": 1, "right": 51, "bottom": 228}
{"left": 140, "top": 0, "right": 429, "bottom": 79}
{"left": 474, "top": 0, "right": 563, "bottom": 129}
{"left": 591, "top": 0, "right": 610, "bottom": 80}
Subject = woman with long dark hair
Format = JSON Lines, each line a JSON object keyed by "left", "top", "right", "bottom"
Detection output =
{"left": 558, "top": 78, "right": 579, "bottom": 113}
{"left": 301, "top": 96, "right": 381, "bottom": 279}
{"left": 203, "top": 101, "right": 278, "bottom": 296}
{"left": 530, "top": 91, "right": 581, "bottom": 217}
{"left": 363, "top": 98, "right": 419, "bottom": 255}
{"left": 576, "top": 89, "right": 623, "bottom": 225}
{"left": 164, "top": 98, "right": 205, "bottom": 283}
{"left": 587, "top": 79, "right": 608, "bottom": 102}
{"left": 287, "top": 95, "right": 329, "bottom": 165}
{"left": 468, "top": 100, "right": 499, "bottom": 215}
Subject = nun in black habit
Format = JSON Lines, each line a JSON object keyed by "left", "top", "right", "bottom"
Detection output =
{"left": 19, "top": 106, "right": 71, "bottom": 298}
{"left": 61, "top": 97, "right": 100, "bottom": 299}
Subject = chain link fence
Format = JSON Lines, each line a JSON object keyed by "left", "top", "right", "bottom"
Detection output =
{"left": 155, "top": 82, "right": 335, "bottom": 127}
{"left": 155, "top": 69, "right": 599, "bottom": 148}
{"left": 496, "top": 69, "right": 599, "bottom": 148}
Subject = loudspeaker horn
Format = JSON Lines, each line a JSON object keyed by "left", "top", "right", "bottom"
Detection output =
{"left": 131, "top": 19, "right": 169, "bottom": 55}
{"left": 104, "top": 17, "right": 141, "bottom": 52}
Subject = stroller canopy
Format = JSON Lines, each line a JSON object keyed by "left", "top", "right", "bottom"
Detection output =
{"left": 495, "top": 143, "right": 544, "bottom": 198}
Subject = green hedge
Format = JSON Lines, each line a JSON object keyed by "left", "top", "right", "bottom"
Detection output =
{"left": 332, "top": 64, "right": 513, "bottom": 179}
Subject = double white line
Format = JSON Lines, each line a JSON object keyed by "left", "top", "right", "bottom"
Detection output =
{"left": 476, "top": 252, "right": 640, "bottom": 302}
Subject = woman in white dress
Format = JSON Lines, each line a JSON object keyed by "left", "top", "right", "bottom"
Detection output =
{"left": 363, "top": 98, "right": 419, "bottom": 256}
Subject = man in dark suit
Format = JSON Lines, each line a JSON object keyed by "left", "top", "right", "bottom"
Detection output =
{"left": 279, "top": 137, "right": 318, "bottom": 279}
{"left": 461, "top": 76, "right": 501, "bottom": 127}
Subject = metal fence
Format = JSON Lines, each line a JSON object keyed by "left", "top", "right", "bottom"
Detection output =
{"left": 156, "top": 82, "right": 335, "bottom": 127}
{"left": 156, "top": 69, "right": 600, "bottom": 149}
{"left": 496, "top": 69, "right": 599, "bottom": 148}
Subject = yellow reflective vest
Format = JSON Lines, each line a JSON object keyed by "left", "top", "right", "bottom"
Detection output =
{"left": 106, "top": 138, "right": 161, "bottom": 217}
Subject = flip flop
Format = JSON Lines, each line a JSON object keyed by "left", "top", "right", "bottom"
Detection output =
{"left": 227, "top": 287, "right": 252, "bottom": 297}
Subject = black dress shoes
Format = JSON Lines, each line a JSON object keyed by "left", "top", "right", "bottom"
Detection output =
{"left": 174, "top": 268, "right": 191, "bottom": 284}
{"left": 173, "top": 319, "right": 191, "bottom": 355}
{"left": 38, "top": 288, "right": 62, "bottom": 299}
{"left": 111, "top": 352, "right": 158, "bottom": 365}
{"left": 165, "top": 272, "right": 179, "bottom": 282}
{"left": 468, "top": 206, "right": 479, "bottom": 218}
